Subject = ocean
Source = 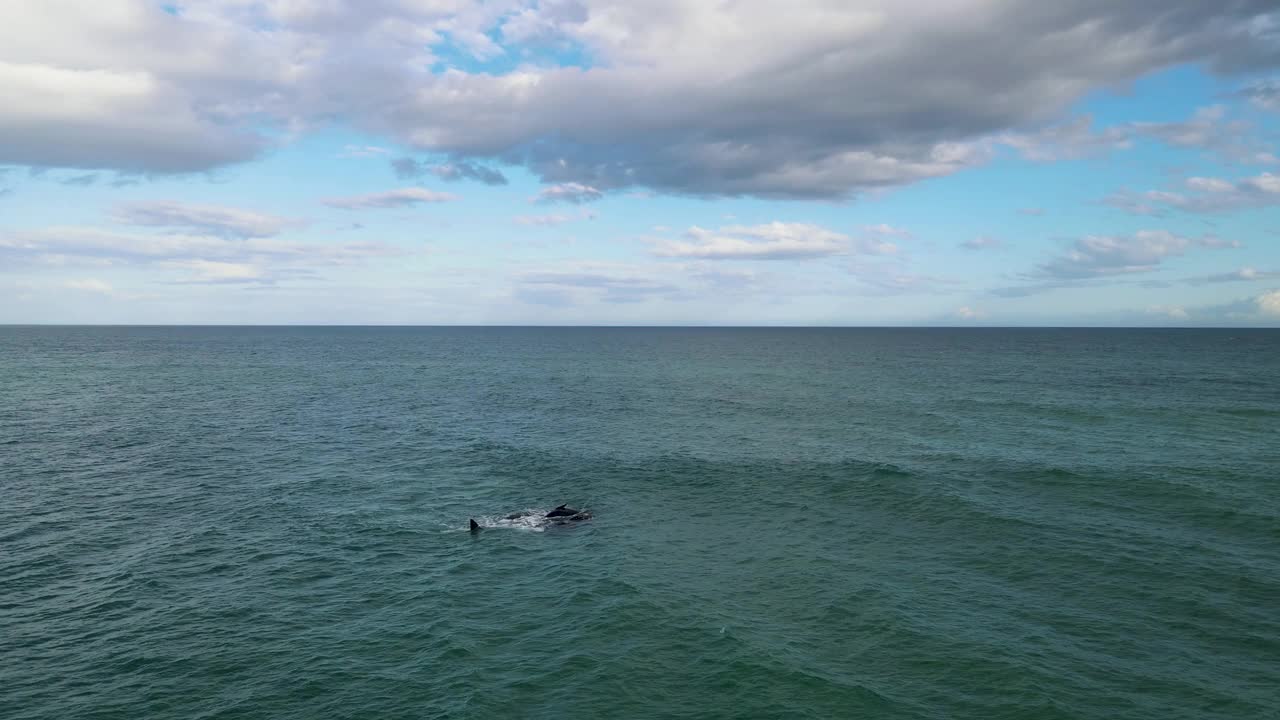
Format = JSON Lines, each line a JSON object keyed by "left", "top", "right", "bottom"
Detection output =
{"left": 2, "top": 327, "right": 1277, "bottom": 719}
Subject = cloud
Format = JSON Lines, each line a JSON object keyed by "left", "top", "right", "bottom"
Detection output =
{"left": 0, "top": 225, "right": 403, "bottom": 287}
{"left": 1035, "top": 231, "right": 1238, "bottom": 280}
{"left": 862, "top": 224, "right": 912, "bottom": 238}
{"left": 1129, "top": 105, "right": 1278, "bottom": 165}
{"left": 517, "top": 265, "right": 679, "bottom": 304}
{"left": 1186, "top": 267, "right": 1280, "bottom": 284}
{"left": 513, "top": 210, "right": 596, "bottom": 226}
{"left": 1258, "top": 289, "right": 1280, "bottom": 316}
{"left": 0, "top": 52, "right": 264, "bottom": 173}
{"left": 1001, "top": 115, "right": 1132, "bottom": 161}
{"left": 5, "top": 2, "right": 1277, "bottom": 195}
{"left": 113, "top": 200, "right": 300, "bottom": 238}
{"left": 1117, "top": 289, "right": 1280, "bottom": 325}
{"left": 652, "top": 222, "right": 852, "bottom": 260}
{"left": 1239, "top": 79, "right": 1280, "bottom": 110}
{"left": 60, "top": 173, "right": 99, "bottom": 187}
{"left": 961, "top": 236, "right": 1002, "bottom": 250}
{"left": 534, "top": 183, "right": 603, "bottom": 204}
{"left": 1131, "top": 106, "right": 1224, "bottom": 148}
{"left": 63, "top": 278, "right": 113, "bottom": 294}
{"left": 955, "top": 306, "right": 985, "bottom": 320}
{"left": 1102, "top": 190, "right": 1172, "bottom": 216}
{"left": 514, "top": 214, "right": 572, "bottom": 226}
{"left": 392, "top": 157, "right": 508, "bottom": 185}
{"left": 161, "top": 260, "right": 271, "bottom": 284}
{"left": 339, "top": 145, "right": 390, "bottom": 158}
{"left": 1147, "top": 305, "right": 1190, "bottom": 320}
{"left": 322, "top": 188, "right": 458, "bottom": 209}
{"left": 848, "top": 265, "right": 958, "bottom": 294}
{"left": 991, "top": 231, "right": 1241, "bottom": 296}
{"left": 1110, "top": 172, "right": 1280, "bottom": 214}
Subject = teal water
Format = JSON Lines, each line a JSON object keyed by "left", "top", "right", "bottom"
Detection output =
{"left": 2, "top": 327, "right": 1277, "bottom": 719}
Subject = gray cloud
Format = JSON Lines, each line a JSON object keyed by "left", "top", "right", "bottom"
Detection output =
{"left": 991, "top": 231, "right": 1241, "bottom": 295}
{"left": 1005, "top": 106, "right": 1277, "bottom": 166}
{"left": 322, "top": 188, "right": 458, "bottom": 210}
{"left": 59, "top": 173, "right": 99, "bottom": 187}
{"left": 1002, "top": 116, "right": 1132, "bottom": 161}
{"left": 392, "top": 157, "right": 508, "bottom": 185}
{"left": 1035, "top": 231, "right": 1238, "bottom": 280}
{"left": 3, "top": 2, "right": 1277, "bottom": 195}
{"left": 1130, "top": 105, "right": 1278, "bottom": 164}
{"left": 1109, "top": 172, "right": 1280, "bottom": 214}
{"left": 113, "top": 200, "right": 301, "bottom": 238}
{"left": 1185, "top": 267, "right": 1280, "bottom": 284}
{"left": 1102, "top": 190, "right": 1170, "bottom": 217}
{"left": 1239, "top": 78, "right": 1280, "bottom": 110}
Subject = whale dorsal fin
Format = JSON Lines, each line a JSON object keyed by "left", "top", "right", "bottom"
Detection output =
{"left": 469, "top": 519, "right": 481, "bottom": 532}
{"left": 555, "top": 504, "right": 567, "bottom": 510}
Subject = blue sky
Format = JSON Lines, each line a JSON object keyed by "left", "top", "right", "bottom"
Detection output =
{"left": 2, "top": 1, "right": 1280, "bottom": 325}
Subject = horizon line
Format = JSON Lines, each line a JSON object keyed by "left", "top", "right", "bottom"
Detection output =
{"left": 2, "top": 324, "right": 1276, "bottom": 330}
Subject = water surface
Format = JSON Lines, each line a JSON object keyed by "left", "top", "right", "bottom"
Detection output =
{"left": 3, "top": 327, "right": 1277, "bottom": 718}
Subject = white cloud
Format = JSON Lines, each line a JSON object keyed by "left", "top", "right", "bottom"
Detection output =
{"left": 113, "top": 200, "right": 300, "bottom": 238}
{"left": 322, "top": 187, "right": 458, "bottom": 209}
{"left": 1147, "top": 305, "right": 1190, "bottom": 320}
{"left": 956, "top": 306, "right": 985, "bottom": 320}
{"left": 63, "top": 278, "right": 113, "bottom": 293}
{"left": 514, "top": 211, "right": 595, "bottom": 226}
{"left": 339, "top": 145, "right": 390, "bottom": 158}
{"left": 534, "top": 183, "right": 603, "bottom": 205}
{"left": 652, "top": 222, "right": 850, "bottom": 260}
{"left": 849, "top": 265, "right": 956, "bottom": 294}
{"left": 1257, "top": 289, "right": 1280, "bottom": 316}
{"left": 862, "top": 224, "right": 911, "bottom": 238}
{"left": 516, "top": 263, "right": 679, "bottom": 304}
{"left": 514, "top": 214, "right": 572, "bottom": 226}
{"left": 162, "top": 259, "right": 271, "bottom": 284}
{"left": 1, "top": 224, "right": 404, "bottom": 286}
{"left": 961, "top": 236, "right": 1002, "bottom": 250}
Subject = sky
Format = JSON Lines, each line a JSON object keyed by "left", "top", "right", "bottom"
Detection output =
{"left": 2, "top": 1, "right": 1280, "bottom": 326}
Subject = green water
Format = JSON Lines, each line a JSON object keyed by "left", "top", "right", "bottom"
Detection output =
{"left": 2, "top": 327, "right": 1277, "bottom": 718}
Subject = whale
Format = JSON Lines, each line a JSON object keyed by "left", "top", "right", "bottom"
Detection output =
{"left": 469, "top": 504, "right": 590, "bottom": 531}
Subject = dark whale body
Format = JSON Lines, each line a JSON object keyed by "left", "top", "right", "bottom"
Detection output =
{"left": 469, "top": 504, "right": 590, "bottom": 532}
